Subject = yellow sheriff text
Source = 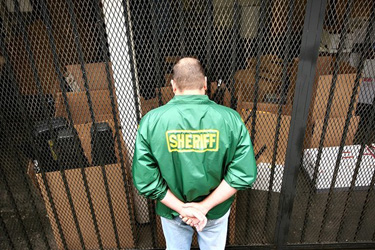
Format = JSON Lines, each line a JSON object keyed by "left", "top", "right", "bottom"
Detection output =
{"left": 166, "top": 130, "right": 219, "bottom": 152}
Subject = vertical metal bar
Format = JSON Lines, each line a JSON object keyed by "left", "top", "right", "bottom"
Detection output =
{"left": 65, "top": 0, "right": 121, "bottom": 249}
{"left": 0, "top": 7, "right": 52, "bottom": 250}
{"left": 336, "top": 2, "right": 375, "bottom": 241}
{"left": 250, "top": 0, "right": 268, "bottom": 143}
{"left": 98, "top": 0, "right": 138, "bottom": 245}
{"left": 121, "top": 0, "right": 141, "bottom": 124}
{"left": 205, "top": 0, "right": 213, "bottom": 98}
{"left": 0, "top": 212, "right": 15, "bottom": 250}
{"left": 317, "top": 0, "right": 353, "bottom": 242}
{"left": 11, "top": 0, "right": 69, "bottom": 248}
{"left": 229, "top": 0, "right": 239, "bottom": 110}
{"left": 274, "top": 0, "right": 327, "bottom": 248}
{"left": 179, "top": 0, "right": 186, "bottom": 58}
{"left": 0, "top": 166, "right": 33, "bottom": 250}
{"left": 300, "top": 0, "right": 353, "bottom": 242}
{"left": 262, "top": 0, "right": 295, "bottom": 243}
{"left": 151, "top": 0, "right": 163, "bottom": 107}
{"left": 38, "top": 1, "right": 88, "bottom": 249}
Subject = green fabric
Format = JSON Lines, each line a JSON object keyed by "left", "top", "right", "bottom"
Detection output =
{"left": 132, "top": 95, "right": 257, "bottom": 219}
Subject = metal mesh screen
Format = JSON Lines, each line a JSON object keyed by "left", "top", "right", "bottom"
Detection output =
{"left": 0, "top": 0, "right": 374, "bottom": 250}
{"left": 289, "top": 0, "right": 375, "bottom": 245}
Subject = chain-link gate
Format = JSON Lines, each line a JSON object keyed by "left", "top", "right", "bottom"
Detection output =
{"left": 0, "top": 0, "right": 374, "bottom": 249}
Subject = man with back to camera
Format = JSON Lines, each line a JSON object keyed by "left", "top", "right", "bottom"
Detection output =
{"left": 132, "top": 57, "right": 257, "bottom": 249}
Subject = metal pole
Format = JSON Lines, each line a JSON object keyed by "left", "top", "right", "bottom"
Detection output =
{"left": 274, "top": 0, "right": 327, "bottom": 248}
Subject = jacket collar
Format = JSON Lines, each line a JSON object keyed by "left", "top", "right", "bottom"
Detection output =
{"left": 169, "top": 95, "right": 211, "bottom": 104}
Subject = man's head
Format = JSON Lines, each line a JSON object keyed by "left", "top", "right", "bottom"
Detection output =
{"left": 171, "top": 57, "right": 207, "bottom": 94}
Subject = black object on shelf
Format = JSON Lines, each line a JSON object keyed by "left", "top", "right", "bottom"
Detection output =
{"left": 34, "top": 117, "right": 68, "bottom": 172}
{"left": 23, "top": 94, "right": 55, "bottom": 125}
{"left": 91, "top": 122, "right": 118, "bottom": 166}
{"left": 56, "top": 127, "right": 89, "bottom": 170}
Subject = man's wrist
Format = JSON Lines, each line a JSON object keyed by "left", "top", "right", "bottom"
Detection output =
{"left": 198, "top": 202, "right": 211, "bottom": 215}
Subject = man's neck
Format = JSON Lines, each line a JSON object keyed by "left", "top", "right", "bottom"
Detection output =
{"left": 174, "top": 89, "right": 205, "bottom": 95}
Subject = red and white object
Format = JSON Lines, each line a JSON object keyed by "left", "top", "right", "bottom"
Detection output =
{"left": 303, "top": 145, "right": 375, "bottom": 190}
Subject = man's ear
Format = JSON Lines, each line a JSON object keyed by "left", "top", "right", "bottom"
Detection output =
{"left": 203, "top": 77, "right": 207, "bottom": 90}
{"left": 171, "top": 79, "right": 177, "bottom": 93}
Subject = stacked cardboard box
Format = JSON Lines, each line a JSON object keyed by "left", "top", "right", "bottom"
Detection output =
{"left": 289, "top": 56, "right": 360, "bottom": 148}
{"left": 236, "top": 54, "right": 285, "bottom": 105}
{"left": 239, "top": 102, "right": 291, "bottom": 166}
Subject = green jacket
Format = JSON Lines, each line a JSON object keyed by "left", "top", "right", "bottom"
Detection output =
{"left": 132, "top": 95, "right": 257, "bottom": 219}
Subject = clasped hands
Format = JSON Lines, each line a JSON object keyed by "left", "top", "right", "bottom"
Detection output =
{"left": 179, "top": 203, "right": 209, "bottom": 232}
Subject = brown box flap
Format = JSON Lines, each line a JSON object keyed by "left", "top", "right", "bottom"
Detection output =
{"left": 65, "top": 62, "right": 115, "bottom": 91}
{"left": 55, "top": 90, "right": 118, "bottom": 125}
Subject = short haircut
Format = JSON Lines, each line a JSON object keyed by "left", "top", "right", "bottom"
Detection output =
{"left": 172, "top": 57, "right": 205, "bottom": 90}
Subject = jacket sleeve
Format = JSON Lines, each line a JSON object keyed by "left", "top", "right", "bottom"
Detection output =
{"left": 224, "top": 115, "right": 257, "bottom": 190}
{"left": 132, "top": 117, "right": 168, "bottom": 200}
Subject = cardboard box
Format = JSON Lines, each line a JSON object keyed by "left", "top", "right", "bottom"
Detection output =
{"left": 252, "top": 163, "right": 284, "bottom": 192}
{"left": 34, "top": 118, "right": 134, "bottom": 250}
{"left": 289, "top": 56, "right": 359, "bottom": 120}
{"left": 55, "top": 90, "right": 119, "bottom": 125}
{"left": 302, "top": 144, "right": 375, "bottom": 190}
{"left": 237, "top": 101, "right": 292, "bottom": 116}
{"left": 307, "top": 115, "right": 360, "bottom": 149}
{"left": 235, "top": 71, "right": 280, "bottom": 104}
{"left": 0, "top": 56, "right": 4, "bottom": 71}
{"left": 234, "top": 69, "right": 255, "bottom": 98}
{"left": 7, "top": 20, "right": 60, "bottom": 95}
{"left": 65, "top": 62, "right": 115, "bottom": 91}
{"left": 246, "top": 55, "right": 283, "bottom": 70}
{"left": 240, "top": 107, "right": 291, "bottom": 164}
{"left": 36, "top": 164, "right": 135, "bottom": 250}
{"left": 210, "top": 82, "right": 231, "bottom": 107}
{"left": 140, "top": 97, "right": 159, "bottom": 116}
{"left": 165, "top": 74, "right": 173, "bottom": 87}
{"left": 155, "top": 87, "right": 174, "bottom": 105}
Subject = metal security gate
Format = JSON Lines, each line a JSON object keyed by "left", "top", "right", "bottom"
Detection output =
{"left": 0, "top": 0, "right": 374, "bottom": 249}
